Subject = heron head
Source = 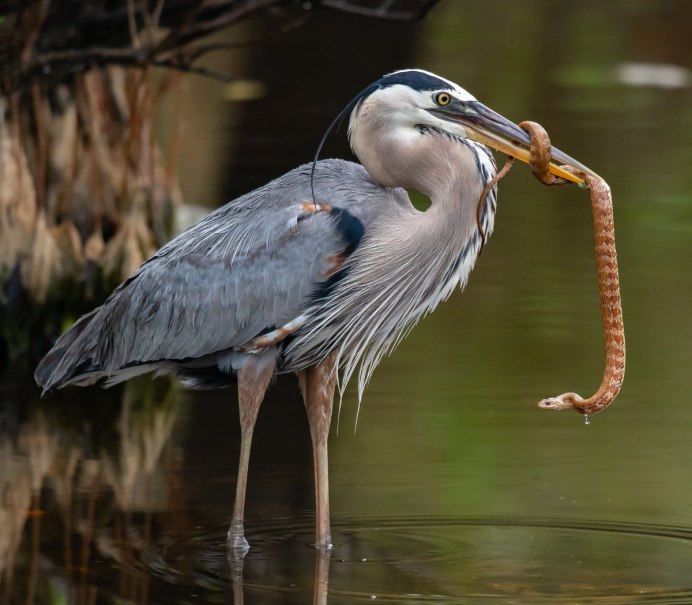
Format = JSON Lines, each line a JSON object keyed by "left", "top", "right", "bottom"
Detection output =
{"left": 348, "top": 69, "right": 599, "bottom": 185}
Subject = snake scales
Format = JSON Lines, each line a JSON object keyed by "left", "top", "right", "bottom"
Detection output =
{"left": 479, "top": 121, "right": 625, "bottom": 415}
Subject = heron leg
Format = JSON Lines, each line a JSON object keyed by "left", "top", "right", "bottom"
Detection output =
{"left": 297, "top": 352, "right": 338, "bottom": 549}
{"left": 228, "top": 354, "right": 275, "bottom": 551}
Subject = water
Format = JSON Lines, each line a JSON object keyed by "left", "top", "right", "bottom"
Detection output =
{"left": 2, "top": 1, "right": 692, "bottom": 603}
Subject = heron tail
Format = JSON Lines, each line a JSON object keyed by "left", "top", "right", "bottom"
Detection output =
{"left": 34, "top": 308, "right": 101, "bottom": 396}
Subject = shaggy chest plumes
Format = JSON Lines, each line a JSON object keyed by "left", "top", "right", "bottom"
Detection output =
{"left": 282, "top": 76, "right": 501, "bottom": 398}
{"left": 284, "top": 135, "right": 499, "bottom": 400}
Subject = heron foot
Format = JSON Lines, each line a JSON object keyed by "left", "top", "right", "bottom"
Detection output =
{"left": 314, "top": 540, "right": 334, "bottom": 552}
{"left": 227, "top": 520, "right": 250, "bottom": 555}
{"left": 313, "top": 530, "right": 333, "bottom": 551}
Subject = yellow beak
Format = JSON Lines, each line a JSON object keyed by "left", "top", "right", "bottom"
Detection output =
{"left": 464, "top": 127, "right": 588, "bottom": 185}
{"left": 431, "top": 101, "right": 602, "bottom": 185}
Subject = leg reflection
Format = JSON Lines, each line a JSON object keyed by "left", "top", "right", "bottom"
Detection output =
{"left": 228, "top": 545, "right": 332, "bottom": 605}
{"left": 228, "top": 547, "right": 244, "bottom": 605}
{"left": 313, "top": 547, "right": 331, "bottom": 605}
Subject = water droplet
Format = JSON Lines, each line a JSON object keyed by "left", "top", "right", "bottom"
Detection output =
{"left": 584, "top": 414, "right": 591, "bottom": 426}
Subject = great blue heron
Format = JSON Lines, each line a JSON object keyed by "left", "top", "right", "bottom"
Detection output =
{"left": 36, "top": 69, "right": 597, "bottom": 551}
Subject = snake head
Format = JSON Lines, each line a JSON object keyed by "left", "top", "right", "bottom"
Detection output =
{"left": 537, "top": 392, "right": 584, "bottom": 412}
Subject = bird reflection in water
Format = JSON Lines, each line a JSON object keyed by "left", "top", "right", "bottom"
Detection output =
{"left": 229, "top": 546, "right": 331, "bottom": 605}
{"left": 1, "top": 378, "right": 333, "bottom": 604}
{"left": 0, "top": 376, "right": 180, "bottom": 604}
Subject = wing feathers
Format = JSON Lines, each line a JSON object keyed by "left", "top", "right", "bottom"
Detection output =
{"left": 36, "top": 159, "right": 387, "bottom": 392}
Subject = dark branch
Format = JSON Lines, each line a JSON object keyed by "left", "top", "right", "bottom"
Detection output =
{"left": 317, "top": 0, "right": 441, "bottom": 21}
{"left": 0, "top": 0, "right": 442, "bottom": 94}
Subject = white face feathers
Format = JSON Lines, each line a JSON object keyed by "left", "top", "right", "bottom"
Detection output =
{"left": 348, "top": 70, "right": 478, "bottom": 150}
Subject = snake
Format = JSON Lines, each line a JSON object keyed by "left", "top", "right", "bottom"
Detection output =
{"left": 479, "top": 121, "right": 626, "bottom": 415}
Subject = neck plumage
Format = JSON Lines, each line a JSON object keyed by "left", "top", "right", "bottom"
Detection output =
{"left": 354, "top": 126, "right": 497, "bottom": 258}
{"left": 288, "top": 131, "right": 499, "bottom": 402}
{"left": 336, "top": 132, "right": 498, "bottom": 395}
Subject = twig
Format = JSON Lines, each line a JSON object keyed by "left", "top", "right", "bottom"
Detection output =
{"left": 20, "top": 0, "right": 51, "bottom": 65}
{"left": 7, "top": 47, "right": 237, "bottom": 94}
{"left": 317, "top": 0, "right": 441, "bottom": 21}
{"left": 183, "top": 12, "right": 311, "bottom": 61}
{"left": 127, "top": 0, "right": 142, "bottom": 49}
{"left": 155, "top": 0, "right": 279, "bottom": 53}
{"left": 151, "top": 59, "right": 235, "bottom": 81}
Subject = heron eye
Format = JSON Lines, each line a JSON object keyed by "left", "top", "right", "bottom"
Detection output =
{"left": 435, "top": 92, "right": 451, "bottom": 106}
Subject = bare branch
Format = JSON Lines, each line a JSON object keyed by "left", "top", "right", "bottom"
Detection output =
{"left": 317, "top": 0, "right": 441, "bottom": 20}
{"left": 0, "top": 0, "right": 442, "bottom": 94}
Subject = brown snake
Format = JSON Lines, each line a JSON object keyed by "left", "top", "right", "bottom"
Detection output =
{"left": 478, "top": 121, "right": 626, "bottom": 415}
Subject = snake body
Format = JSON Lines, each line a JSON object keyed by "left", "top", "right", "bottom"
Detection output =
{"left": 508, "top": 122, "right": 626, "bottom": 415}
{"left": 537, "top": 173, "right": 625, "bottom": 414}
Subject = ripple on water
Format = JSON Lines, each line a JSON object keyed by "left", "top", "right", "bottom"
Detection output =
{"left": 148, "top": 516, "right": 692, "bottom": 604}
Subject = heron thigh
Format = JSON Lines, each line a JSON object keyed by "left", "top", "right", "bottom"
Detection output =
{"left": 236, "top": 349, "right": 277, "bottom": 431}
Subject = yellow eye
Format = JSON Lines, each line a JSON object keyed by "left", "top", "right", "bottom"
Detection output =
{"left": 435, "top": 92, "right": 451, "bottom": 106}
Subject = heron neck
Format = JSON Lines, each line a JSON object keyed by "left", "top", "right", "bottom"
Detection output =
{"left": 354, "top": 126, "right": 494, "bottom": 250}
{"left": 431, "top": 154, "right": 484, "bottom": 236}
{"left": 357, "top": 129, "right": 486, "bottom": 221}
{"left": 403, "top": 139, "right": 488, "bottom": 254}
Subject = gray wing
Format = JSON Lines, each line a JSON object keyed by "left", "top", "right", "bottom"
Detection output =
{"left": 35, "top": 159, "right": 409, "bottom": 391}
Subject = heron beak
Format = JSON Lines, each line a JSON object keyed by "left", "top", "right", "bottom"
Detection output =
{"left": 432, "top": 102, "right": 602, "bottom": 185}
